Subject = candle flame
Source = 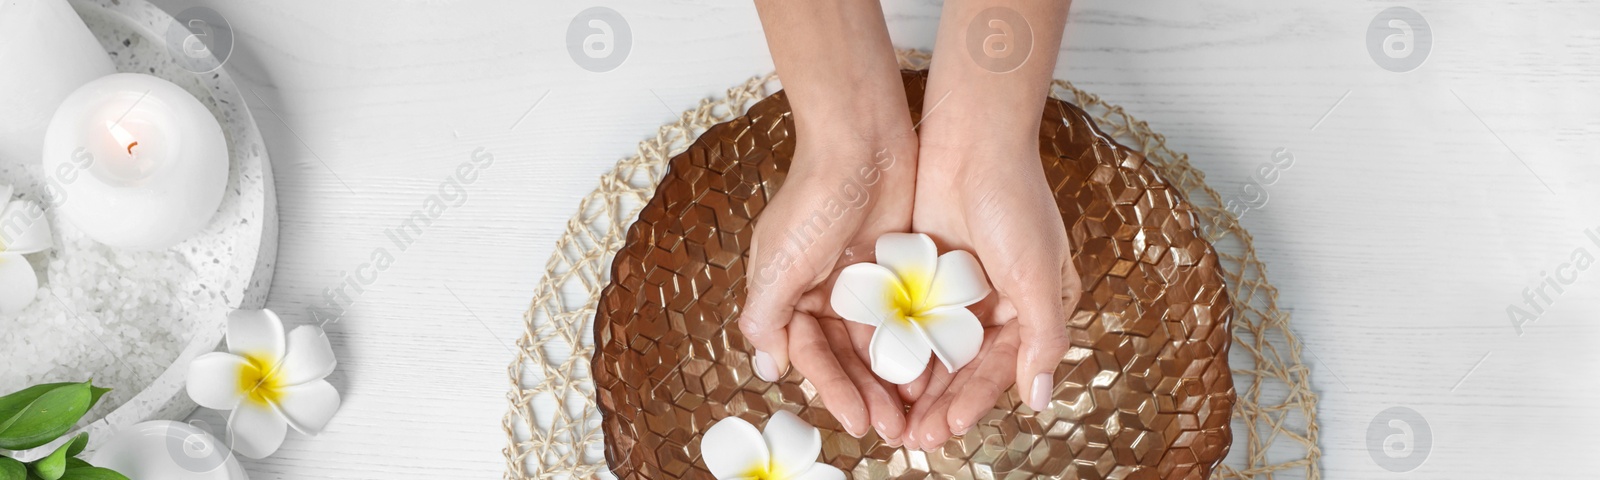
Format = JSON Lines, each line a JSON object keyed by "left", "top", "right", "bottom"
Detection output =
{"left": 107, "top": 123, "right": 138, "bottom": 155}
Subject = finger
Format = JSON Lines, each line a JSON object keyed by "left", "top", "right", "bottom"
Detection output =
{"left": 983, "top": 295, "right": 1018, "bottom": 327}
{"left": 821, "top": 319, "right": 906, "bottom": 444}
{"left": 1004, "top": 259, "right": 1075, "bottom": 412}
{"left": 844, "top": 319, "right": 875, "bottom": 361}
{"left": 740, "top": 193, "right": 855, "bottom": 381}
{"left": 947, "top": 323, "right": 1022, "bottom": 437}
{"left": 787, "top": 312, "right": 869, "bottom": 437}
{"left": 898, "top": 369, "right": 931, "bottom": 403}
{"left": 902, "top": 363, "right": 953, "bottom": 450}
{"left": 908, "top": 352, "right": 980, "bottom": 452}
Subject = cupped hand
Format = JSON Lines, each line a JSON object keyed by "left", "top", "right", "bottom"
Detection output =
{"left": 738, "top": 120, "right": 918, "bottom": 442}
{"left": 899, "top": 136, "right": 1083, "bottom": 451}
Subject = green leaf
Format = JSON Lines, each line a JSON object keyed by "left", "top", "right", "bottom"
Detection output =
{"left": 84, "top": 386, "right": 109, "bottom": 412}
{"left": 54, "top": 468, "right": 126, "bottom": 480}
{"left": 0, "top": 384, "right": 76, "bottom": 434}
{"left": 0, "top": 383, "right": 91, "bottom": 450}
{"left": 29, "top": 432, "right": 84, "bottom": 480}
{"left": 62, "top": 433, "right": 87, "bottom": 459}
{"left": 58, "top": 461, "right": 86, "bottom": 472}
{"left": 0, "top": 457, "right": 26, "bottom": 480}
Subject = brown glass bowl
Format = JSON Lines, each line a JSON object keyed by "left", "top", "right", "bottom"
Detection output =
{"left": 592, "top": 70, "right": 1234, "bottom": 479}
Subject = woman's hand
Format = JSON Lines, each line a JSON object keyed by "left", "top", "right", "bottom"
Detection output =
{"left": 744, "top": 0, "right": 922, "bottom": 443}
{"left": 890, "top": 0, "right": 1076, "bottom": 451}
{"left": 739, "top": 129, "right": 917, "bottom": 442}
{"left": 900, "top": 133, "right": 1082, "bottom": 451}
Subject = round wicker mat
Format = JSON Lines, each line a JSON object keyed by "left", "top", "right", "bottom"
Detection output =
{"left": 505, "top": 51, "right": 1321, "bottom": 480}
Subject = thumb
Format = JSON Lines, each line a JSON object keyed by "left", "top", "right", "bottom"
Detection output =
{"left": 739, "top": 206, "right": 848, "bottom": 382}
{"left": 739, "top": 239, "right": 802, "bottom": 383}
{"left": 1007, "top": 260, "right": 1078, "bottom": 412}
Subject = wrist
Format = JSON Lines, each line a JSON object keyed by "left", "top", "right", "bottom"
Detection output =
{"left": 789, "top": 79, "right": 916, "bottom": 145}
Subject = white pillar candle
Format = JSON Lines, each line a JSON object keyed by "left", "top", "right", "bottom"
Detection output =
{"left": 0, "top": 0, "right": 116, "bottom": 164}
{"left": 42, "top": 73, "right": 228, "bottom": 251}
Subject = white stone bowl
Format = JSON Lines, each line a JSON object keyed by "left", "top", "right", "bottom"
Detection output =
{"left": 10, "top": 0, "right": 277, "bottom": 459}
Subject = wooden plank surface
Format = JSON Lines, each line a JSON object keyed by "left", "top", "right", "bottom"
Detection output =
{"left": 139, "top": 0, "right": 1600, "bottom": 477}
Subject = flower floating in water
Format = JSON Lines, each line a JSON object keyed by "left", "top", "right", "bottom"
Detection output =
{"left": 701, "top": 410, "right": 844, "bottom": 480}
{"left": 0, "top": 184, "right": 52, "bottom": 314}
{"left": 830, "top": 233, "right": 991, "bottom": 384}
{"left": 186, "top": 308, "right": 341, "bottom": 459}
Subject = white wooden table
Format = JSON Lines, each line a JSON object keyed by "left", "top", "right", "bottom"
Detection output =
{"left": 145, "top": 0, "right": 1600, "bottom": 478}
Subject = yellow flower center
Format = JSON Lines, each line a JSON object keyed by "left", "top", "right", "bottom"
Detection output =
{"left": 237, "top": 353, "right": 285, "bottom": 406}
{"left": 889, "top": 270, "right": 933, "bottom": 324}
{"left": 743, "top": 463, "right": 779, "bottom": 480}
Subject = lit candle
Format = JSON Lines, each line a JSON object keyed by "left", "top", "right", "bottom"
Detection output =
{"left": 42, "top": 73, "right": 229, "bottom": 251}
{"left": 0, "top": 0, "right": 116, "bottom": 164}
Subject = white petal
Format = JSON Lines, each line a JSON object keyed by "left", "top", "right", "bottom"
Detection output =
{"left": 276, "top": 326, "right": 336, "bottom": 385}
{"left": 918, "top": 308, "right": 985, "bottom": 373}
{"left": 275, "top": 379, "right": 341, "bottom": 435}
{"left": 868, "top": 319, "right": 932, "bottom": 385}
{"left": 186, "top": 352, "right": 249, "bottom": 410}
{"left": 791, "top": 463, "right": 847, "bottom": 480}
{"left": 0, "top": 200, "right": 52, "bottom": 254}
{"left": 924, "top": 250, "right": 991, "bottom": 312}
{"left": 762, "top": 410, "right": 821, "bottom": 479}
{"left": 0, "top": 254, "right": 38, "bottom": 314}
{"left": 227, "top": 309, "right": 285, "bottom": 363}
{"left": 701, "top": 417, "right": 769, "bottom": 479}
{"left": 228, "top": 402, "right": 287, "bottom": 459}
{"left": 874, "top": 233, "right": 937, "bottom": 295}
{"left": 829, "top": 263, "right": 899, "bottom": 327}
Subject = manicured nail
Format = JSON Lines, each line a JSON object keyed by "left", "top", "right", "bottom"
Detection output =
{"left": 884, "top": 435, "right": 902, "bottom": 448}
{"left": 754, "top": 350, "right": 779, "bottom": 382}
{"left": 952, "top": 419, "right": 973, "bottom": 436}
{"left": 920, "top": 431, "right": 939, "bottom": 451}
{"left": 840, "top": 414, "right": 866, "bottom": 438}
{"left": 1028, "top": 373, "right": 1053, "bottom": 411}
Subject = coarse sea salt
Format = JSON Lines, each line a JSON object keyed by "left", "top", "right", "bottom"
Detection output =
{"left": 1, "top": 181, "right": 222, "bottom": 423}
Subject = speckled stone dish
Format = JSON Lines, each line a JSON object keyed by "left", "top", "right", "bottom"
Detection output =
{"left": 592, "top": 71, "right": 1234, "bottom": 479}
{"left": 8, "top": 0, "right": 276, "bottom": 457}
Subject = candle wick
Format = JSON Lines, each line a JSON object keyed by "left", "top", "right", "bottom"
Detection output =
{"left": 126, "top": 141, "right": 138, "bottom": 155}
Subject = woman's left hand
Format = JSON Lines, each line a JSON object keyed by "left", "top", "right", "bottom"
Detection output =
{"left": 898, "top": 133, "right": 1083, "bottom": 451}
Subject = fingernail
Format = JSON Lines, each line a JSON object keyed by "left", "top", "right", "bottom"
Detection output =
{"left": 920, "top": 431, "right": 939, "bottom": 451}
{"left": 884, "top": 435, "right": 902, "bottom": 448}
{"left": 753, "top": 350, "right": 779, "bottom": 382}
{"left": 841, "top": 415, "right": 866, "bottom": 438}
{"left": 952, "top": 419, "right": 973, "bottom": 436}
{"left": 1028, "top": 373, "right": 1053, "bottom": 411}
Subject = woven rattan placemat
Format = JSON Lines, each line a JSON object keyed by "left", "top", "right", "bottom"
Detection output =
{"left": 505, "top": 51, "right": 1320, "bottom": 480}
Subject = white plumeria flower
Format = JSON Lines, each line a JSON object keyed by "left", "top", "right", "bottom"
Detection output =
{"left": 701, "top": 410, "right": 845, "bottom": 480}
{"left": 830, "top": 233, "right": 991, "bottom": 384}
{"left": 186, "top": 308, "right": 341, "bottom": 459}
{"left": 0, "top": 184, "right": 52, "bottom": 314}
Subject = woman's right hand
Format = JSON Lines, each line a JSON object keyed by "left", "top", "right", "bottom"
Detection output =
{"left": 738, "top": 116, "right": 919, "bottom": 443}
{"left": 747, "top": 0, "right": 921, "bottom": 444}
